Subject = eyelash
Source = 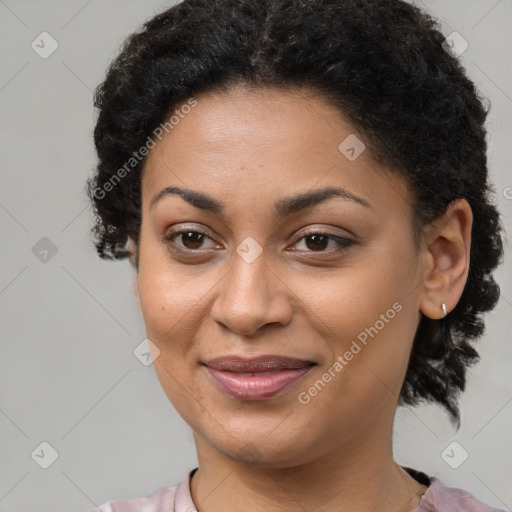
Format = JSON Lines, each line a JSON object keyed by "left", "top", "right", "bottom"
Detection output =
{"left": 162, "top": 228, "right": 355, "bottom": 255}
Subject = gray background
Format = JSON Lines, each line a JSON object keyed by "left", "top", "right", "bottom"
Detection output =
{"left": 0, "top": 1, "right": 511, "bottom": 511}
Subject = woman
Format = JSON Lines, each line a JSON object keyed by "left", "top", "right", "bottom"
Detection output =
{"left": 86, "top": 0, "right": 506, "bottom": 510}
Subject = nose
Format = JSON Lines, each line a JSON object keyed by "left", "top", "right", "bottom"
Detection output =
{"left": 210, "top": 251, "right": 293, "bottom": 336}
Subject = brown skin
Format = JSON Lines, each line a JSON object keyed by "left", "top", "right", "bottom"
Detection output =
{"left": 129, "top": 85, "right": 472, "bottom": 512}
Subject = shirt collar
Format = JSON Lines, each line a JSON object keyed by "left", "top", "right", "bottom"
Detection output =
{"left": 174, "top": 467, "right": 198, "bottom": 511}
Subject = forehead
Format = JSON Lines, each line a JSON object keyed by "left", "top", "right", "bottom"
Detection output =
{"left": 141, "top": 86, "right": 412, "bottom": 218}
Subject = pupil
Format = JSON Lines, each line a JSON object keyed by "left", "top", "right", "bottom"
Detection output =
{"left": 306, "top": 234, "right": 328, "bottom": 251}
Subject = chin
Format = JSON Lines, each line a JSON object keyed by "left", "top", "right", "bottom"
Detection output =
{"left": 209, "top": 429, "right": 318, "bottom": 469}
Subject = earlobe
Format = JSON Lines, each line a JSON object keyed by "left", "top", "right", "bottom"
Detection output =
{"left": 418, "top": 199, "right": 473, "bottom": 320}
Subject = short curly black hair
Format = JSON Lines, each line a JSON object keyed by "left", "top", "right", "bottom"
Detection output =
{"left": 86, "top": 0, "right": 505, "bottom": 426}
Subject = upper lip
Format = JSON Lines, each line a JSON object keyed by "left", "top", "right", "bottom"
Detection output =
{"left": 203, "top": 355, "right": 315, "bottom": 372}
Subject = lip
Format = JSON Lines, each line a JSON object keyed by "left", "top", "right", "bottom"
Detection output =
{"left": 204, "top": 355, "right": 314, "bottom": 372}
{"left": 203, "top": 355, "right": 316, "bottom": 401}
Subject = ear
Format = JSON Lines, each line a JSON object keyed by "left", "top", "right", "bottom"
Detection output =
{"left": 418, "top": 199, "right": 473, "bottom": 319}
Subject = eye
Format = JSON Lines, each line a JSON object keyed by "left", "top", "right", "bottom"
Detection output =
{"left": 163, "top": 229, "right": 219, "bottom": 251}
{"left": 161, "top": 227, "right": 355, "bottom": 255}
{"left": 290, "top": 231, "right": 355, "bottom": 253}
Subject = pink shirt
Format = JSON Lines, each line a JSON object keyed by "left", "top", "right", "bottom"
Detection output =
{"left": 89, "top": 468, "right": 507, "bottom": 511}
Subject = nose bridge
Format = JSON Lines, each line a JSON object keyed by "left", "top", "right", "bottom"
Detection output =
{"left": 226, "top": 233, "right": 271, "bottom": 302}
{"left": 231, "top": 253, "right": 269, "bottom": 303}
{"left": 211, "top": 245, "right": 291, "bottom": 335}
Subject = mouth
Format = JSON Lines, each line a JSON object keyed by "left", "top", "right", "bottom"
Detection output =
{"left": 202, "top": 355, "right": 316, "bottom": 401}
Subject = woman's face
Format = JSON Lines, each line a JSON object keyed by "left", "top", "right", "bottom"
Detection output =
{"left": 135, "top": 85, "right": 427, "bottom": 467}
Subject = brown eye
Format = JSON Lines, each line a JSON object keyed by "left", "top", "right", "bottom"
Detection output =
{"left": 292, "top": 232, "right": 354, "bottom": 253}
{"left": 178, "top": 231, "right": 206, "bottom": 249}
{"left": 165, "top": 230, "right": 218, "bottom": 251}
{"left": 304, "top": 234, "right": 329, "bottom": 251}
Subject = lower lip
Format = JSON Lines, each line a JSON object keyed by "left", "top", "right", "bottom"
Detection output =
{"left": 205, "top": 366, "right": 313, "bottom": 401}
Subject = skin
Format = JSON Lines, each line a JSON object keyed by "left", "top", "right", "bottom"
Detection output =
{"left": 129, "top": 84, "right": 473, "bottom": 512}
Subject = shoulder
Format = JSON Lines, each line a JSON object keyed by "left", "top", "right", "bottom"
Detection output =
{"left": 86, "top": 467, "right": 197, "bottom": 512}
{"left": 420, "top": 476, "right": 507, "bottom": 512}
{"left": 87, "top": 485, "right": 177, "bottom": 512}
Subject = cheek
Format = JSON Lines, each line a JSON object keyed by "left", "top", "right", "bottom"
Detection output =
{"left": 135, "top": 248, "right": 216, "bottom": 400}
{"left": 290, "top": 262, "right": 399, "bottom": 343}
{"left": 136, "top": 265, "right": 207, "bottom": 413}
{"left": 294, "top": 249, "right": 417, "bottom": 396}
{"left": 136, "top": 249, "right": 212, "bottom": 344}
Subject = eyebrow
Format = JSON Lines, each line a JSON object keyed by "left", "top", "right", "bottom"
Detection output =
{"left": 149, "top": 185, "right": 371, "bottom": 217}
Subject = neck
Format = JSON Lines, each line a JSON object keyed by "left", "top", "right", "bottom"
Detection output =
{"left": 189, "top": 419, "right": 427, "bottom": 512}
